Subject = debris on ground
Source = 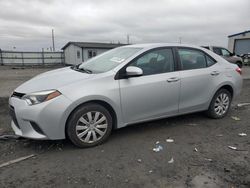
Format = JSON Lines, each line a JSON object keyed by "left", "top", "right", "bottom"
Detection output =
{"left": 155, "top": 141, "right": 160, "bottom": 145}
{"left": 0, "top": 154, "right": 36, "bottom": 168}
{"left": 216, "top": 134, "right": 223, "bottom": 137}
{"left": 166, "top": 138, "right": 174, "bottom": 143}
{"left": 204, "top": 158, "right": 213, "bottom": 162}
{"left": 237, "top": 103, "right": 250, "bottom": 107}
{"left": 231, "top": 116, "right": 240, "bottom": 121}
{"left": 148, "top": 170, "right": 153, "bottom": 174}
{"left": 187, "top": 123, "right": 198, "bottom": 126}
{"left": 11, "top": 67, "right": 25, "bottom": 70}
{"left": 224, "top": 167, "right": 231, "bottom": 173}
{"left": 168, "top": 157, "right": 174, "bottom": 164}
{"left": 228, "top": 146, "right": 237, "bottom": 150}
{"left": 106, "top": 174, "right": 111, "bottom": 179}
{"left": 137, "top": 159, "right": 142, "bottom": 163}
{"left": 238, "top": 133, "right": 247, "bottom": 137}
{"left": 0, "top": 134, "right": 20, "bottom": 140}
{"left": 194, "top": 148, "right": 198, "bottom": 152}
{"left": 46, "top": 144, "right": 55, "bottom": 150}
{"left": 153, "top": 145, "right": 163, "bottom": 152}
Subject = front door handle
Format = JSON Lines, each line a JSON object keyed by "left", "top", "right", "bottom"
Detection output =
{"left": 210, "top": 71, "right": 220, "bottom": 76}
{"left": 167, "top": 77, "right": 180, "bottom": 82}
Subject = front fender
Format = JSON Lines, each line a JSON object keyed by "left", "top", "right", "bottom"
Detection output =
{"left": 58, "top": 95, "right": 123, "bottom": 138}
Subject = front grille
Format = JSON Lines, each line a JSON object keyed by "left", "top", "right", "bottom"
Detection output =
{"left": 9, "top": 105, "right": 20, "bottom": 129}
{"left": 11, "top": 92, "right": 25, "bottom": 99}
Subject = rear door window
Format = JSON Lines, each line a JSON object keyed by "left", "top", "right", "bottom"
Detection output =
{"left": 178, "top": 49, "right": 207, "bottom": 70}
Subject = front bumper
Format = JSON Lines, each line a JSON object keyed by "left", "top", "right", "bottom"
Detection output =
{"left": 9, "top": 94, "right": 72, "bottom": 140}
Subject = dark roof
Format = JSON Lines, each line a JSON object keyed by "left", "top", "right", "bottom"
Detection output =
{"left": 228, "top": 30, "right": 250, "bottom": 38}
{"left": 61, "top": 42, "right": 127, "bottom": 50}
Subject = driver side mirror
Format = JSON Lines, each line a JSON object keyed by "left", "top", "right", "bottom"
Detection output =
{"left": 126, "top": 66, "right": 143, "bottom": 77}
{"left": 230, "top": 52, "right": 235, "bottom": 56}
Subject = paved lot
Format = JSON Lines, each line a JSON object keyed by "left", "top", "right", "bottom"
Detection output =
{"left": 0, "top": 66, "right": 250, "bottom": 187}
{"left": 242, "top": 66, "right": 250, "bottom": 79}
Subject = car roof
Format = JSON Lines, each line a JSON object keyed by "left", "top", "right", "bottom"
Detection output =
{"left": 203, "top": 45, "right": 228, "bottom": 49}
{"left": 123, "top": 43, "right": 205, "bottom": 50}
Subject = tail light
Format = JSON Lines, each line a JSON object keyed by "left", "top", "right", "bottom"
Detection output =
{"left": 236, "top": 67, "right": 242, "bottom": 75}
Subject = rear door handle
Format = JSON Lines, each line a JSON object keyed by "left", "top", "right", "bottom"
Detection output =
{"left": 167, "top": 77, "right": 180, "bottom": 82}
{"left": 210, "top": 71, "right": 220, "bottom": 76}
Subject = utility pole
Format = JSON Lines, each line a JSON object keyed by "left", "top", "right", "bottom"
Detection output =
{"left": 42, "top": 48, "right": 45, "bottom": 65}
{"left": 0, "top": 48, "right": 3, "bottom": 65}
{"left": 127, "top": 34, "right": 130, "bottom": 44}
{"left": 52, "top": 29, "right": 55, "bottom": 52}
{"left": 179, "top": 37, "right": 182, "bottom": 44}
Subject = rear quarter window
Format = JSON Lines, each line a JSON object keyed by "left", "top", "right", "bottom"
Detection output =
{"left": 206, "top": 55, "right": 216, "bottom": 67}
{"left": 202, "top": 46, "right": 209, "bottom": 50}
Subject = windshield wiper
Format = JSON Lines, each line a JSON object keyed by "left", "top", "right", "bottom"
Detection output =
{"left": 71, "top": 64, "right": 80, "bottom": 70}
{"left": 71, "top": 64, "right": 92, "bottom": 74}
{"left": 78, "top": 67, "right": 92, "bottom": 74}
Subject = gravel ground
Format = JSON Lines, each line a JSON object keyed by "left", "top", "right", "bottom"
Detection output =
{"left": 0, "top": 66, "right": 249, "bottom": 188}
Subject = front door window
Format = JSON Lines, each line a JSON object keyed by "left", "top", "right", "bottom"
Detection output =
{"left": 130, "top": 48, "right": 175, "bottom": 76}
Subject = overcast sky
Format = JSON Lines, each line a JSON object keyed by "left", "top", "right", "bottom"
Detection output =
{"left": 0, "top": 0, "right": 249, "bottom": 51}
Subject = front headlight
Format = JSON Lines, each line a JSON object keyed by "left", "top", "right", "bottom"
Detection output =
{"left": 22, "top": 90, "right": 61, "bottom": 105}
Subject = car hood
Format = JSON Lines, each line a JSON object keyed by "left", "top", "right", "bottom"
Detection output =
{"left": 233, "top": 55, "right": 242, "bottom": 61}
{"left": 15, "top": 67, "right": 93, "bottom": 94}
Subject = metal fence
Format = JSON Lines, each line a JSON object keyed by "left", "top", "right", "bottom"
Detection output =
{"left": 0, "top": 50, "right": 64, "bottom": 65}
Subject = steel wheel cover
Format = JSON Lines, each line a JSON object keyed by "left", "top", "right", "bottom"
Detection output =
{"left": 76, "top": 111, "right": 108, "bottom": 143}
{"left": 214, "top": 93, "right": 230, "bottom": 116}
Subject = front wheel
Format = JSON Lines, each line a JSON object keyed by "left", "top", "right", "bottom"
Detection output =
{"left": 66, "top": 103, "right": 113, "bottom": 148}
{"left": 206, "top": 89, "right": 232, "bottom": 119}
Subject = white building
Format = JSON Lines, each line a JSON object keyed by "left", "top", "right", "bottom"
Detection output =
{"left": 62, "top": 42, "right": 125, "bottom": 65}
{"left": 228, "top": 30, "right": 250, "bottom": 55}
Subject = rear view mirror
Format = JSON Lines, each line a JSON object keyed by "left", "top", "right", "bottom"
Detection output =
{"left": 126, "top": 66, "right": 143, "bottom": 77}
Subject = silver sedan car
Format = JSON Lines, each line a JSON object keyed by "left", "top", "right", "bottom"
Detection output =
{"left": 9, "top": 43, "right": 242, "bottom": 147}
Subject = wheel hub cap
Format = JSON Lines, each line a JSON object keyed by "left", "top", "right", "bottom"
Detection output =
{"left": 214, "top": 93, "right": 230, "bottom": 116}
{"left": 75, "top": 111, "right": 108, "bottom": 143}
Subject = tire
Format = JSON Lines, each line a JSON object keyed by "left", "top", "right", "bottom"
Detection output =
{"left": 236, "top": 61, "right": 243, "bottom": 68}
{"left": 66, "top": 103, "right": 113, "bottom": 148}
{"left": 206, "top": 89, "right": 232, "bottom": 119}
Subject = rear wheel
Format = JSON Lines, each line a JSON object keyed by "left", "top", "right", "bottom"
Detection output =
{"left": 66, "top": 103, "right": 113, "bottom": 148}
{"left": 206, "top": 89, "right": 232, "bottom": 119}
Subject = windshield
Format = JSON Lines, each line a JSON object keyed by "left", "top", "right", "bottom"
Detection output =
{"left": 78, "top": 47, "right": 142, "bottom": 73}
